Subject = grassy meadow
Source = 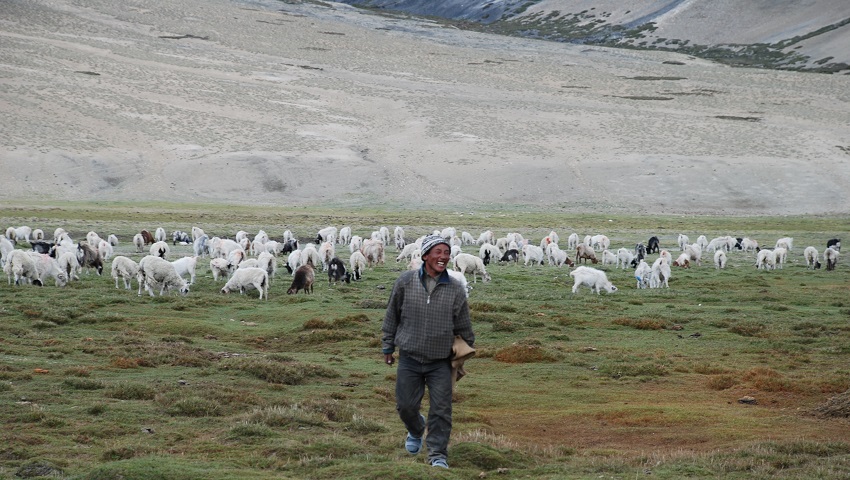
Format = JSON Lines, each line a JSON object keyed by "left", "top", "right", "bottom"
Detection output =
{"left": 1, "top": 202, "right": 848, "bottom": 479}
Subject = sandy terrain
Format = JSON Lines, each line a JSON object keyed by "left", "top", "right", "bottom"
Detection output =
{"left": 1, "top": 0, "right": 849, "bottom": 215}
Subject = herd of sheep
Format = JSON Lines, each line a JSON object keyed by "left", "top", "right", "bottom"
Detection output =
{"left": 1, "top": 224, "right": 842, "bottom": 299}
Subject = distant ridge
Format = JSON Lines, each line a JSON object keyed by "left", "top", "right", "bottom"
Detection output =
{"left": 336, "top": 0, "right": 850, "bottom": 73}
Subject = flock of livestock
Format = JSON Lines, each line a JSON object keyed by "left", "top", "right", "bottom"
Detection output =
{"left": 1, "top": 224, "right": 842, "bottom": 299}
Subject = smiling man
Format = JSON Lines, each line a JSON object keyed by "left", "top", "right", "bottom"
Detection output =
{"left": 382, "top": 234, "right": 474, "bottom": 469}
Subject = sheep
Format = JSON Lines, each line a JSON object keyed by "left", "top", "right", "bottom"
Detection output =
{"left": 601, "top": 249, "right": 617, "bottom": 266}
{"left": 634, "top": 260, "right": 652, "bottom": 289}
{"left": 107, "top": 234, "right": 119, "bottom": 246}
{"left": 616, "top": 248, "right": 635, "bottom": 269}
{"left": 705, "top": 236, "right": 731, "bottom": 253}
{"left": 549, "top": 247, "right": 574, "bottom": 268}
{"left": 500, "top": 248, "right": 520, "bottom": 264}
{"left": 773, "top": 247, "right": 788, "bottom": 269}
{"left": 221, "top": 267, "right": 269, "bottom": 300}
{"left": 650, "top": 257, "right": 671, "bottom": 288}
{"left": 521, "top": 244, "right": 545, "bottom": 266}
{"left": 53, "top": 228, "right": 67, "bottom": 244}
{"left": 149, "top": 241, "right": 170, "bottom": 260}
{"left": 288, "top": 260, "right": 315, "bottom": 294}
{"left": 826, "top": 238, "right": 840, "bottom": 252}
{"left": 97, "top": 239, "right": 114, "bottom": 262}
{"left": 452, "top": 253, "right": 491, "bottom": 283}
{"left": 394, "top": 226, "right": 406, "bottom": 251}
{"left": 338, "top": 226, "right": 352, "bottom": 245}
{"left": 210, "top": 257, "right": 234, "bottom": 282}
{"left": 347, "top": 235, "right": 363, "bottom": 255}
{"left": 283, "top": 230, "right": 294, "bottom": 244}
{"left": 213, "top": 238, "right": 242, "bottom": 259}
{"left": 140, "top": 229, "right": 155, "bottom": 245}
{"left": 478, "top": 243, "right": 501, "bottom": 265}
{"left": 316, "top": 226, "right": 337, "bottom": 245}
{"left": 804, "top": 246, "right": 821, "bottom": 269}
{"left": 590, "top": 234, "right": 610, "bottom": 251}
{"left": 714, "top": 250, "right": 727, "bottom": 269}
{"left": 495, "top": 237, "right": 510, "bottom": 253}
{"left": 647, "top": 236, "right": 660, "bottom": 255}
{"left": 576, "top": 244, "right": 598, "bottom": 264}
{"left": 5, "top": 249, "right": 39, "bottom": 285}
{"left": 263, "top": 240, "right": 281, "bottom": 256}
{"left": 253, "top": 230, "right": 269, "bottom": 245}
{"left": 824, "top": 247, "right": 839, "bottom": 271}
{"left": 569, "top": 266, "right": 617, "bottom": 294}
{"left": 379, "top": 226, "right": 391, "bottom": 245}
{"left": 349, "top": 250, "right": 367, "bottom": 280}
{"left": 447, "top": 269, "right": 471, "bottom": 298}
{"left": 31, "top": 241, "right": 54, "bottom": 254}
{"left": 152, "top": 227, "right": 165, "bottom": 243}
{"left": 193, "top": 234, "right": 209, "bottom": 257}
{"left": 137, "top": 255, "right": 189, "bottom": 297}
{"left": 227, "top": 248, "right": 247, "bottom": 267}
{"left": 58, "top": 251, "right": 81, "bottom": 281}
{"left": 318, "top": 241, "right": 335, "bottom": 271}
{"left": 172, "top": 230, "right": 191, "bottom": 245}
{"left": 191, "top": 226, "right": 205, "bottom": 242}
{"left": 740, "top": 238, "right": 759, "bottom": 253}
{"left": 27, "top": 252, "right": 68, "bottom": 287}
{"left": 678, "top": 234, "right": 690, "bottom": 251}
{"left": 683, "top": 244, "right": 702, "bottom": 266}
{"left": 775, "top": 237, "right": 794, "bottom": 251}
{"left": 287, "top": 250, "right": 303, "bottom": 276}
{"left": 1, "top": 236, "right": 15, "bottom": 267}
{"left": 659, "top": 249, "right": 673, "bottom": 265}
{"left": 476, "top": 230, "right": 494, "bottom": 246}
{"left": 361, "top": 239, "right": 385, "bottom": 267}
{"left": 6, "top": 226, "right": 33, "bottom": 243}
{"left": 327, "top": 257, "right": 351, "bottom": 285}
{"left": 133, "top": 233, "right": 145, "bottom": 253}
{"left": 111, "top": 255, "right": 139, "bottom": 289}
{"left": 567, "top": 233, "right": 580, "bottom": 250}
{"left": 171, "top": 256, "right": 198, "bottom": 284}
{"left": 673, "top": 253, "right": 691, "bottom": 268}
{"left": 460, "top": 231, "right": 475, "bottom": 246}
{"left": 238, "top": 258, "right": 259, "bottom": 269}
{"left": 439, "top": 227, "right": 456, "bottom": 240}
{"left": 301, "top": 244, "right": 321, "bottom": 270}
{"left": 281, "top": 239, "right": 299, "bottom": 256}
{"left": 76, "top": 243, "right": 104, "bottom": 275}
{"left": 32, "top": 229, "right": 45, "bottom": 241}
{"left": 257, "top": 251, "right": 277, "bottom": 282}
{"left": 235, "top": 230, "right": 249, "bottom": 243}
{"left": 756, "top": 249, "right": 776, "bottom": 270}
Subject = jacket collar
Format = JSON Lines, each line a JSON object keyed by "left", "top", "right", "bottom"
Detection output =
{"left": 418, "top": 264, "right": 450, "bottom": 285}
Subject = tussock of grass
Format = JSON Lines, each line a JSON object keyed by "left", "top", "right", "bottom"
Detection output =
{"left": 223, "top": 357, "right": 339, "bottom": 384}
{"left": 493, "top": 344, "right": 556, "bottom": 363}
{"left": 612, "top": 317, "right": 667, "bottom": 330}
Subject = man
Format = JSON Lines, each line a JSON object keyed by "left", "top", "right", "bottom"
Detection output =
{"left": 382, "top": 234, "right": 475, "bottom": 469}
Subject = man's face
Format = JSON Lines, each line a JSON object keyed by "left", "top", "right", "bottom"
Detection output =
{"left": 423, "top": 243, "right": 450, "bottom": 277}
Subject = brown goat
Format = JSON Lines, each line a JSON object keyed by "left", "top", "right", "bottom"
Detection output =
{"left": 576, "top": 244, "right": 598, "bottom": 264}
{"left": 287, "top": 260, "right": 315, "bottom": 294}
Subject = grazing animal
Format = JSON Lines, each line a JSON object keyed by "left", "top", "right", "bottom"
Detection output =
{"left": 616, "top": 248, "right": 635, "bottom": 269}
{"left": 521, "top": 244, "right": 545, "bottom": 266}
{"left": 31, "top": 241, "right": 54, "bottom": 255}
{"left": 677, "top": 234, "right": 690, "bottom": 251}
{"left": 140, "top": 229, "right": 155, "bottom": 245}
{"left": 57, "top": 251, "right": 81, "bottom": 281}
{"left": 569, "top": 266, "right": 617, "bottom": 294}
{"left": 327, "top": 257, "right": 351, "bottom": 285}
{"left": 634, "top": 260, "right": 652, "bottom": 289}
{"left": 360, "top": 239, "right": 385, "bottom": 267}
{"left": 824, "top": 247, "right": 839, "bottom": 271}
{"left": 209, "top": 258, "right": 234, "bottom": 282}
{"left": 349, "top": 251, "right": 367, "bottom": 280}
{"left": 804, "top": 246, "right": 821, "bottom": 269}
{"left": 447, "top": 269, "right": 471, "bottom": 298}
{"left": 172, "top": 230, "right": 191, "bottom": 245}
{"left": 154, "top": 227, "right": 166, "bottom": 243}
{"left": 221, "top": 267, "right": 269, "bottom": 299}
{"left": 647, "top": 236, "right": 660, "bottom": 254}
{"left": 740, "top": 238, "right": 759, "bottom": 253}
{"left": 452, "top": 253, "right": 491, "bottom": 283}
{"left": 756, "top": 249, "right": 776, "bottom": 270}
{"left": 288, "top": 260, "right": 315, "bottom": 294}
{"left": 714, "top": 250, "right": 727, "bottom": 269}
{"left": 137, "top": 255, "right": 190, "bottom": 297}
{"left": 576, "top": 244, "right": 598, "bottom": 264}
{"left": 500, "top": 248, "right": 520, "bottom": 263}
{"left": 826, "top": 238, "right": 841, "bottom": 252}
{"left": 394, "top": 226, "right": 406, "bottom": 251}
{"left": 775, "top": 237, "right": 794, "bottom": 251}
{"left": 170, "top": 256, "right": 198, "bottom": 284}
{"left": 111, "top": 256, "right": 139, "bottom": 289}
{"left": 150, "top": 241, "right": 170, "bottom": 259}
{"left": 5, "top": 249, "right": 40, "bottom": 285}
{"left": 773, "top": 247, "right": 788, "bottom": 269}
{"left": 316, "top": 226, "right": 337, "bottom": 245}
{"left": 650, "top": 257, "right": 671, "bottom": 288}
{"left": 76, "top": 243, "right": 104, "bottom": 275}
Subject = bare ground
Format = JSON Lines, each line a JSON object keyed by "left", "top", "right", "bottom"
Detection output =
{"left": 1, "top": 0, "right": 850, "bottom": 215}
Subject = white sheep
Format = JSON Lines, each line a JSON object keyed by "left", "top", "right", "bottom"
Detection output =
{"left": 32, "top": 229, "right": 45, "bottom": 241}
{"left": 137, "top": 255, "right": 189, "bottom": 297}
{"left": 567, "top": 233, "right": 580, "bottom": 250}
{"left": 317, "top": 226, "right": 337, "bottom": 244}
{"left": 227, "top": 248, "right": 247, "bottom": 267}
{"left": 379, "top": 226, "right": 391, "bottom": 245}
{"left": 349, "top": 250, "right": 367, "bottom": 280}
{"left": 447, "top": 269, "right": 471, "bottom": 298}
{"left": 476, "top": 230, "right": 494, "bottom": 246}
{"left": 461, "top": 231, "right": 475, "bottom": 245}
{"left": 133, "top": 233, "right": 145, "bottom": 253}
{"left": 824, "top": 247, "right": 839, "bottom": 270}
{"left": 150, "top": 241, "right": 170, "bottom": 259}
{"left": 478, "top": 243, "right": 501, "bottom": 264}
{"left": 650, "top": 257, "right": 671, "bottom": 288}
{"left": 28, "top": 252, "right": 68, "bottom": 287}
{"left": 53, "top": 228, "right": 67, "bottom": 244}
{"left": 616, "top": 248, "right": 635, "bottom": 269}
{"left": 740, "top": 238, "right": 759, "bottom": 253}
{"left": 773, "top": 247, "right": 788, "bottom": 269}
{"left": 360, "top": 239, "right": 385, "bottom": 266}
{"left": 0, "top": 236, "right": 14, "bottom": 267}
{"left": 775, "top": 237, "right": 794, "bottom": 251}
{"left": 756, "top": 249, "right": 776, "bottom": 270}
{"left": 154, "top": 227, "right": 166, "bottom": 243}
{"left": 659, "top": 249, "right": 673, "bottom": 265}
{"left": 338, "top": 226, "right": 352, "bottom": 245}
{"left": 58, "top": 251, "right": 81, "bottom": 281}
{"left": 677, "top": 234, "right": 690, "bottom": 251}
{"left": 452, "top": 253, "right": 491, "bottom": 283}
{"left": 714, "top": 250, "right": 727, "bottom": 269}
{"left": 97, "top": 239, "right": 114, "bottom": 262}
{"left": 590, "top": 234, "right": 610, "bottom": 251}
{"left": 210, "top": 258, "right": 234, "bottom": 282}
{"left": 111, "top": 255, "right": 139, "bottom": 289}
{"left": 696, "top": 235, "right": 709, "bottom": 251}
{"left": 601, "top": 249, "right": 617, "bottom": 266}
{"left": 192, "top": 226, "right": 205, "bottom": 242}
{"left": 349, "top": 235, "right": 363, "bottom": 254}
{"left": 803, "top": 246, "right": 820, "bottom": 269}
{"left": 287, "top": 250, "right": 303, "bottom": 276}
{"left": 569, "top": 266, "right": 617, "bottom": 294}
{"left": 521, "top": 244, "right": 545, "bottom": 266}
{"left": 440, "top": 227, "right": 456, "bottom": 240}
{"left": 394, "top": 226, "right": 406, "bottom": 251}
{"left": 549, "top": 246, "right": 573, "bottom": 267}
{"left": 221, "top": 267, "right": 269, "bottom": 300}
{"left": 5, "top": 249, "right": 38, "bottom": 285}
{"left": 238, "top": 258, "right": 259, "bottom": 269}
{"left": 318, "top": 241, "right": 335, "bottom": 271}
{"left": 634, "top": 260, "right": 652, "bottom": 289}
{"left": 6, "top": 226, "right": 33, "bottom": 243}
{"left": 171, "top": 256, "right": 198, "bottom": 284}
{"left": 301, "top": 245, "right": 321, "bottom": 269}
{"left": 257, "top": 251, "right": 277, "bottom": 282}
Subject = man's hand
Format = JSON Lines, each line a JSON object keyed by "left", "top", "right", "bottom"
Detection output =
{"left": 384, "top": 353, "right": 395, "bottom": 365}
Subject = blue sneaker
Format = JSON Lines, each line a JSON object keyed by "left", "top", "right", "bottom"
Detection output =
{"left": 404, "top": 414, "right": 426, "bottom": 454}
{"left": 404, "top": 432, "right": 422, "bottom": 454}
{"left": 431, "top": 458, "right": 449, "bottom": 468}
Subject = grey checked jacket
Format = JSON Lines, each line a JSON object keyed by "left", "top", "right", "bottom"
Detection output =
{"left": 382, "top": 267, "right": 474, "bottom": 364}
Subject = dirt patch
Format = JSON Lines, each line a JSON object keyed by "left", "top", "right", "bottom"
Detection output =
{"left": 813, "top": 389, "right": 850, "bottom": 418}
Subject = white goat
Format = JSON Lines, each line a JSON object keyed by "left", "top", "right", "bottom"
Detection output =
{"left": 452, "top": 253, "right": 491, "bottom": 283}
{"left": 137, "top": 255, "right": 189, "bottom": 297}
{"left": 221, "top": 267, "right": 269, "bottom": 300}
{"left": 111, "top": 255, "right": 139, "bottom": 289}
{"left": 171, "top": 256, "right": 198, "bottom": 284}
{"left": 569, "top": 266, "right": 617, "bottom": 294}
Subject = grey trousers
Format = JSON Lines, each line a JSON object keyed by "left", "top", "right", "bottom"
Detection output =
{"left": 396, "top": 352, "right": 453, "bottom": 463}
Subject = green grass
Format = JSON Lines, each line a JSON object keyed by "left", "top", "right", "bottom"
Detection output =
{"left": 1, "top": 202, "right": 848, "bottom": 478}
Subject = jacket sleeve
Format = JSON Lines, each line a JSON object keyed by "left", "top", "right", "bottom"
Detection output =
{"left": 381, "top": 277, "right": 404, "bottom": 354}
